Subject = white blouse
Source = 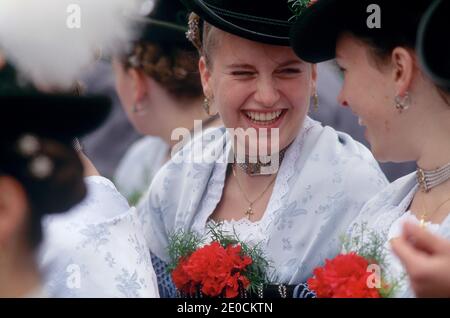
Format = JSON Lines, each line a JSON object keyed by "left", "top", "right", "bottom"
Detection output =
{"left": 114, "top": 136, "right": 169, "bottom": 204}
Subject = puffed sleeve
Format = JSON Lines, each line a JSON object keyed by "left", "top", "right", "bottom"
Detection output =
{"left": 38, "top": 176, "right": 160, "bottom": 297}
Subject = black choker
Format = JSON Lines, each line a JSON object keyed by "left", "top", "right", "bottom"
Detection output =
{"left": 234, "top": 146, "right": 289, "bottom": 176}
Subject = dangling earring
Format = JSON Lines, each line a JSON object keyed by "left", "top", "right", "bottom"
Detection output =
{"left": 394, "top": 91, "right": 411, "bottom": 113}
{"left": 312, "top": 92, "right": 319, "bottom": 112}
{"left": 203, "top": 96, "right": 218, "bottom": 116}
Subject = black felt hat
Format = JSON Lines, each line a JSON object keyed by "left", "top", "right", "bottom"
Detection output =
{"left": 131, "top": 0, "right": 192, "bottom": 48}
{"left": 0, "top": 64, "right": 111, "bottom": 144}
{"left": 290, "top": 0, "right": 431, "bottom": 63}
{"left": 417, "top": 0, "right": 450, "bottom": 91}
{"left": 180, "top": 0, "right": 297, "bottom": 46}
{"left": 0, "top": 63, "right": 111, "bottom": 216}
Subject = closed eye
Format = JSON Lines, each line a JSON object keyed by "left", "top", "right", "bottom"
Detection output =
{"left": 231, "top": 71, "right": 256, "bottom": 76}
{"left": 277, "top": 68, "right": 302, "bottom": 74}
{"left": 275, "top": 68, "right": 302, "bottom": 78}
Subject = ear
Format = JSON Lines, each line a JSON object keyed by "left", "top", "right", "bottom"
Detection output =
{"left": 391, "top": 47, "right": 415, "bottom": 96}
{"left": 0, "top": 176, "right": 28, "bottom": 245}
{"left": 129, "top": 68, "right": 150, "bottom": 105}
{"left": 199, "top": 56, "right": 212, "bottom": 98}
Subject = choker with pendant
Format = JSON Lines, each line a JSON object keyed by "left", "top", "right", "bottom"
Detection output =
{"left": 417, "top": 161, "right": 450, "bottom": 192}
{"left": 234, "top": 146, "right": 289, "bottom": 176}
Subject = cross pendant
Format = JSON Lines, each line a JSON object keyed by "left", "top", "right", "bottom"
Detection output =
{"left": 245, "top": 205, "right": 254, "bottom": 219}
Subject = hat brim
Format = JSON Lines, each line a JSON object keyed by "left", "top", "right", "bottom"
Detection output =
{"left": 417, "top": 0, "right": 450, "bottom": 90}
{"left": 181, "top": 0, "right": 291, "bottom": 46}
{"left": 0, "top": 94, "right": 111, "bottom": 141}
{"left": 290, "top": 0, "right": 340, "bottom": 63}
{"left": 130, "top": 14, "right": 192, "bottom": 48}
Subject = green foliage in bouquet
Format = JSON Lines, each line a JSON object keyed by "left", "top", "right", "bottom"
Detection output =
{"left": 341, "top": 223, "right": 406, "bottom": 298}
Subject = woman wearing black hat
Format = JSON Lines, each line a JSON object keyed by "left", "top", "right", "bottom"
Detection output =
{"left": 138, "top": 0, "right": 388, "bottom": 298}
{"left": 0, "top": 63, "right": 110, "bottom": 297}
{"left": 291, "top": 0, "right": 450, "bottom": 297}
{"left": 391, "top": 0, "right": 450, "bottom": 298}
{"left": 112, "top": 0, "right": 221, "bottom": 205}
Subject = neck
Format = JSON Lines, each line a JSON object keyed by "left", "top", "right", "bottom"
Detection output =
{"left": 412, "top": 92, "right": 450, "bottom": 200}
{"left": 415, "top": 118, "right": 450, "bottom": 171}
{"left": 413, "top": 87, "right": 450, "bottom": 170}
{"left": 0, "top": 248, "right": 41, "bottom": 297}
{"left": 159, "top": 96, "right": 216, "bottom": 148}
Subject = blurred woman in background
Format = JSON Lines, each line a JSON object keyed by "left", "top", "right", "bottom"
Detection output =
{"left": 113, "top": 0, "right": 221, "bottom": 204}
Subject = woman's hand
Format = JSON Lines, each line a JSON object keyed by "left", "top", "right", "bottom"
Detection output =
{"left": 73, "top": 139, "right": 100, "bottom": 177}
{"left": 79, "top": 152, "right": 100, "bottom": 177}
{"left": 391, "top": 222, "right": 450, "bottom": 298}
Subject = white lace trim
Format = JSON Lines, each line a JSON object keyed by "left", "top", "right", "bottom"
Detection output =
{"left": 206, "top": 219, "right": 265, "bottom": 247}
{"left": 384, "top": 207, "right": 441, "bottom": 297}
{"left": 388, "top": 210, "right": 440, "bottom": 241}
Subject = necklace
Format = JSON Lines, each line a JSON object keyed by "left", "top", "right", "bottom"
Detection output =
{"left": 235, "top": 146, "right": 289, "bottom": 176}
{"left": 416, "top": 161, "right": 450, "bottom": 192}
{"left": 232, "top": 164, "right": 277, "bottom": 220}
{"left": 419, "top": 194, "right": 450, "bottom": 228}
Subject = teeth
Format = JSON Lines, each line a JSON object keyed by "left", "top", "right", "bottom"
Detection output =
{"left": 245, "top": 110, "right": 283, "bottom": 122}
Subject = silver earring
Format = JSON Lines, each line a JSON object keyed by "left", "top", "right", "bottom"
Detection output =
{"left": 395, "top": 92, "right": 411, "bottom": 113}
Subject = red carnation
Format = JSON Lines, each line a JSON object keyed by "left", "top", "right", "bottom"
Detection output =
{"left": 307, "top": 253, "right": 381, "bottom": 298}
{"left": 172, "top": 241, "right": 253, "bottom": 298}
{"left": 172, "top": 258, "right": 196, "bottom": 295}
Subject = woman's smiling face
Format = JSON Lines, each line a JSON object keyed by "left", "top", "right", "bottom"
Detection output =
{"left": 199, "top": 28, "right": 316, "bottom": 155}
{"left": 335, "top": 32, "right": 415, "bottom": 162}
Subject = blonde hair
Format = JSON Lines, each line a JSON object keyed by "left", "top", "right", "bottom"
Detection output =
{"left": 187, "top": 13, "right": 220, "bottom": 68}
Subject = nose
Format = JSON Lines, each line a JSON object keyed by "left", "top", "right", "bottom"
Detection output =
{"left": 254, "top": 77, "right": 280, "bottom": 108}
{"left": 337, "top": 89, "right": 349, "bottom": 108}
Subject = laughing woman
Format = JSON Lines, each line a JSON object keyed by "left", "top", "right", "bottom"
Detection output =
{"left": 291, "top": 0, "right": 450, "bottom": 297}
{"left": 138, "top": 0, "right": 387, "bottom": 298}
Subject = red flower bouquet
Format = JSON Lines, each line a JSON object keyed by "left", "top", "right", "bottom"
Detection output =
{"left": 168, "top": 224, "right": 269, "bottom": 298}
{"left": 308, "top": 253, "right": 382, "bottom": 298}
{"left": 307, "top": 224, "right": 402, "bottom": 298}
